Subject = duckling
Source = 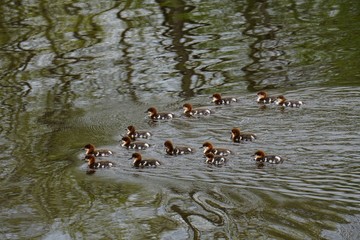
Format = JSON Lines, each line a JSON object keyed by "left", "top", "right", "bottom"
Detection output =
{"left": 82, "top": 144, "right": 113, "bottom": 157}
{"left": 253, "top": 150, "right": 284, "bottom": 164}
{"left": 205, "top": 153, "right": 227, "bottom": 166}
{"left": 121, "top": 136, "right": 150, "bottom": 150}
{"left": 211, "top": 93, "right": 237, "bottom": 105}
{"left": 275, "top": 95, "right": 303, "bottom": 108}
{"left": 85, "top": 155, "right": 115, "bottom": 169}
{"left": 145, "top": 107, "right": 174, "bottom": 120}
{"left": 182, "top": 103, "right": 212, "bottom": 116}
{"left": 257, "top": 91, "right": 276, "bottom": 104}
{"left": 200, "top": 141, "right": 233, "bottom": 156}
{"left": 164, "top": 140, "right": 195, "bottom": 155}
{"left": 231, "top": 128, "right": 256, "bottom": 142}
{"left": 129, "top": 153, "right": 161, "bottom": 168}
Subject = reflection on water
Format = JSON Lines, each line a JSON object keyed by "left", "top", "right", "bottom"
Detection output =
{"left": 1, "top": 0, "right": 360, "bottom": 239}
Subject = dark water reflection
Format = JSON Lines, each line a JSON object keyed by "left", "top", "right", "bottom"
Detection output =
{"left": 1, "top": 0, "right": 360, "bottom": 239}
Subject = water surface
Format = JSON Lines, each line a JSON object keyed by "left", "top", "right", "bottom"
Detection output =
{"left": 0, "top": 0, "right": 360, "bottom": 239}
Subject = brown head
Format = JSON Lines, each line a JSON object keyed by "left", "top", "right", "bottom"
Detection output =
{"left": 201, "top": 141, "right": 214, "bottom": 153}
{"left": 83, "top": 144, "right": 95, "bottom": 154}
{"left": 202, "top": 141, "right": 214, "bottom": 148}
{"left": 205, "top": 153, "right": 215, "bottom": 164}
{"left": 182, "top": 103, "right": 193, "bottom": 113}
{"left": 164, "top": 140, "right": 174, "bottom": 151}
{"left": 85, "top": 155, "right": 96, "bottom": 166}
{"left": 254, "top": 150, "right": 266, "bottom": 160}
{"left": 127, "top": 125, "right": 136, "bottom": 134}
{"left": 205, "top": 153, "right": 215, "bottom": 159}
{"left": 146, "top": 107, "right": 158, "bottom": 117}
{"left": 121, "top": 136, "right": 132, "bottom": 146}
{"left": 231, "top": 128, "right": 241, "bottom": 139}
{"left": 276, "top": 95, "right": 286, "bottom": 104}
{"left": 130, "top": 152, "right": 142, "bottom": 163}
{"left": 212, "top": 93, "right": 222, "bottom": 102}
{"left": 257, "top": 91, "right": 267, "bottom": 98}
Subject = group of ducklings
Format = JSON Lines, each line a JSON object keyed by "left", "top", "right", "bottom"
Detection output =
{"left": 82, "top": 92, "right": 303, "bottom": 171}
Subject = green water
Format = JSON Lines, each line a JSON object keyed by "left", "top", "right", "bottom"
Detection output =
{"left": 1, "top": 0, "right": 360, "bottom": 239}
